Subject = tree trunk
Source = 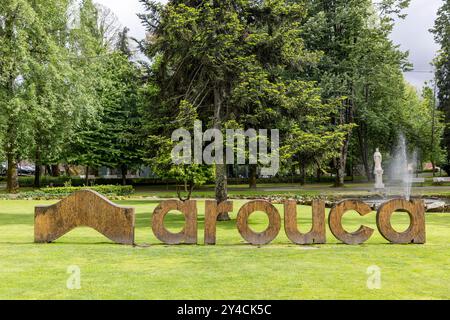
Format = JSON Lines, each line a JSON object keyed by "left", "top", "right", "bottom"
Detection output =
{"left": 215, "top": 163, "right": 229, "bottom": 219}
{"left": 334, "top": 156, "right": 345, "bottom": 187}
{"left": 300, "top": 163, "right": 306, "bottom": 186}
{"left": 315, "top": 160, "right": 322, "bottom": 183}
{"left": 34, "top": 148, "right": 42, "bottom": 188}
{"left": 249, "top": 164, "right": 257, "bottom": 189}
{"left": 5, "top": 116, "right": 19, "bottom": 193}
{"left": 4, "top": 14, "right": 19, "bottom": 194}
{"left": 214, "top": 85, "right": 230, "bottom": 221}
{"left": 348, "top": 157, "right": 354, "bottom": 182}
{"left": 34, "top": 165, "right": 42, "bottom": 188}
{"left": 334, "top": 94, "right": 354, "bottom": 187}
{"left": 359, "top": 84, "right": 372, "bottom": 182}
{"left": 357, "top": 123, "right": 372, "bottom": 182}
{"left": 64, "top": 164, "right": 71, "bottom": 177}
{"left": 85, "top": 166, "right": 90, "bottom": 186}
{"left": 334, "top": 136, "right": 352, "bottom": 188}
{"left": 121, "top": 164, "right": 127, "bottom": 186}
{"left": 6, "top": 153, "right": 19, "bottom": 194}
{"left": 51, "top": 164, "right": 60, "bottom": 177}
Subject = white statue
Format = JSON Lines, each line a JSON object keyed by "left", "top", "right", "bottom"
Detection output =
{"left": 374, "top": 148, "right": 385, "bottom": 189}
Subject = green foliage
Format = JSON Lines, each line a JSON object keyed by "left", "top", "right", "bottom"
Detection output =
{"left": 39, "top": 185, "right": 134, "bottom": 195}
{"left": 63, "top": 0, "right": 115, "bottom": 169}
{"left": 376, "top": 0, "right": 411, "bottom": 19}
{"left": 0, "top": 0, "right": 46, "bottom": 191}
{"left": 400, "top": 85, "right": 445, "bottom": 166}
{"left": 431, "top": 0, "right": 450, "bottom": 164}
{"left": 0, "top": 175, "right": 185, "bottom": 188}
{"left": 302, "top": 0, "right": 420, "bottom": 183}
{"left": 0, "top": 0, "right": 108, "bottom": 190}
{"left": 139, "top": 0, "right": 349, "bottom": 192}
{"left": 25, "top": 0, "right": 94, "bottom": 182}
{"left": 144, "top": 100, "right": 214, "bottom": 199}
{"left": 0, "top": 0, "right": 444, "bottom": 193}
{"left": 9, "top": 185, "right": 135, "bottom": 200}
{"left": 65, "top": 2, "right": 143, "bottom": 182}
{"left": 70, "top": 52, "right": 143, "bottom": 169}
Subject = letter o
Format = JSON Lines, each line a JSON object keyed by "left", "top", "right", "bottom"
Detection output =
{"left": 237, "top": 200, "right": 281, "bottom": 245}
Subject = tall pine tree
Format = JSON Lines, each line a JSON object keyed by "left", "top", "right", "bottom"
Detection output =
{"left": 431, "top": 0, "right": 450, "bottom": 171}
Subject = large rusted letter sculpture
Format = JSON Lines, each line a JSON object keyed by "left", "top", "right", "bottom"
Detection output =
{"left": 329, "top": 200, "right": 374, "bottom": 245}
{"left": 152, "top": 200, "right": 198, "bottom": 245}
{"left": 34, "top": 190, "right": 135, "bottom": 245}
{"left": 284, "top": 200, "right": 326, "bottom": 245}
{"left": 376, "top": 199, "right": 426, "bottom": 244}
{"left": 204, "top": 200, "right": 234, "bottom": 245}
{"left": 237, "top": 200, "right": 281, "bottom": 245}
{"left": 35, "top": 195, "right": 427, "bottom": 246}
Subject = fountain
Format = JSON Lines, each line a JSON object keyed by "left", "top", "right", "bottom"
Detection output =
{"left": 361, "top": 135, "right": 448, "bottom": 212}
{"left": 388, "top": 134, "right": 415, "bottom": 201}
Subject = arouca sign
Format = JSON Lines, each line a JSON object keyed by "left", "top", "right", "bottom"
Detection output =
{"left": 34, "top": 190, "right": 426, "bottom": 246}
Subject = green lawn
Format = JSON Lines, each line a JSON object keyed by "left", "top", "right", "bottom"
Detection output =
{"left": 3, "top": 182, "right": 450, "bottom": 200}
{"left": 132, "top": 184, "right": 450, "bottom": 199}
{"left": 0, "top": 199, "right": 449, "bottom": 300}
{"left": 129, "top": 184, "right": 324, "bottom": 198}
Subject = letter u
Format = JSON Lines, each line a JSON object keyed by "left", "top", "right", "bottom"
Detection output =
{"left": 284, "top": 200, "right": 326, "bottom": 245}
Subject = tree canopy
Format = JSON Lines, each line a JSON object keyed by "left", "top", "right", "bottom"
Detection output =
{"left": 0, "top": 0, "right": 447, "bottom": 194}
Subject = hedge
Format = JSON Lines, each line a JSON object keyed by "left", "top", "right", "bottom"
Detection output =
{"left": 39, "top": 185, "right": 134, "bottom": 196}
{"left": 1, "top": 175, "right": 356, "bottom": 187}
{"left": 0, "top": 185, "right": 134, "bottom": 200}
{"left": 0, "top": 176, "right": 176, "bottom": 187}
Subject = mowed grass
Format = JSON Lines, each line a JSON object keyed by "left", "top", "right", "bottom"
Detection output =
{"left": 132, "top": 184, "right": 323, "bottom": 198}
{"left": 0, "top": 199, "right": 449, "bottom": 300}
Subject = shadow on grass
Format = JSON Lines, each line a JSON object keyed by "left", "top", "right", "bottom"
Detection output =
{"left": 134, "top": 212, "right": 238, "bottom": 230}
{"left": 0, "top": 241, "right": 120, "bottom": 246}
{"left": 0, "top": 240, "right": 422, "bottom": 247}
{"left": 116, "top": 200, "right": 162, "bottom": 206}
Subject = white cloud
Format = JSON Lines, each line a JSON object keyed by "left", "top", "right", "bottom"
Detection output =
{"left": 94, "top": 0, "right": 149, "bottom": 40}
{"left": 390, "top": 0, "right": 442, "bottom": 88}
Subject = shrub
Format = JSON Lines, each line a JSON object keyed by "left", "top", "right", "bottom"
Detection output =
{"left": 38, "top": 185, "right": 134, "bottom": 196}
{"left": 9, "top": 176, "right": 178, "bottom": 187}
{"left": 442, "top": 164, "right": 450, "bottom": 177}
{"left": 1, "top": 185, "right": 135, "bottom": 200}
{"left": 432, "top": 181, "right": 450, "bottom": 187}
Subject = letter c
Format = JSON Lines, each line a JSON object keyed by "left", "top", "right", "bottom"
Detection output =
{"left": 329, "top": 200, "right": 374, "bottom": 245}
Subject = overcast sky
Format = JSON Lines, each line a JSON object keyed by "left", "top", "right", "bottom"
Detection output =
{"left": 95, "top": 0, "right": 443, "bottom": 89}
